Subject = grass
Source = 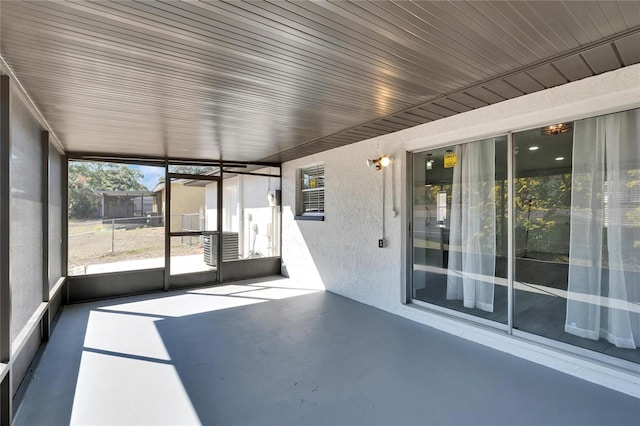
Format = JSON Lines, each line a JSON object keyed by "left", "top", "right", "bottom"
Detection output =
{"left": 68, "top": 220, "right": 203, "bottom": 271}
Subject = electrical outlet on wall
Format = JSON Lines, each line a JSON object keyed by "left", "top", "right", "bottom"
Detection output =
{"left": 378, "top": 239, "right": 384, "bottom": 248}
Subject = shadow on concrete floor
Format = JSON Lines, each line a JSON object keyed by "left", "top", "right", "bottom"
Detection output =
{"left": 13, "top": 276, "right": 640, "bottom": 425}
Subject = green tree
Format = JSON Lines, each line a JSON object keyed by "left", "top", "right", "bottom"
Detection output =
{"left": 68, "top": 162, "right": 147, "bottom": 219}
{"left": 157, "top": 165, "right": 214, "bottom": 184}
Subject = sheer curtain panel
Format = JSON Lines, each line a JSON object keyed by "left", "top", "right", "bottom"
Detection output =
{"left": 446, "top": 139, "right": 497, "bottom": 312}
{"left": 565, "top": 110, "right": 640, "bottom": 349}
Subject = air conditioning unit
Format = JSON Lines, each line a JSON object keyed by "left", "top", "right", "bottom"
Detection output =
{"left": 203, "top": 232, "right": 239, "bottom": 266}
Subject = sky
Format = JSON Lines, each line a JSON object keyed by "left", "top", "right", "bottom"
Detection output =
{"left": 130, "top": 165, "right": 164, "bottom": 191}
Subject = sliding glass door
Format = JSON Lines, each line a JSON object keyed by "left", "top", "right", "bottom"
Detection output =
{"left": 410, "top": 108, "right": 639, "bottom": 365}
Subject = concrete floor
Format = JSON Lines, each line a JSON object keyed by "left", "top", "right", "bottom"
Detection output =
{"left": 13, "top": 277, "right": 639, "bottom": 426}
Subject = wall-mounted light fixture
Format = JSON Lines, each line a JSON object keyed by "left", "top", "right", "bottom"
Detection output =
{"left": 367, "top": 156, "right": 392, "bottom": 170}
{"left": 367, "top": 155, "right": 396, "bottom": 247}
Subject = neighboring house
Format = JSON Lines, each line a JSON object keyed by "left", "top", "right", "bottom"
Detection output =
{"left": 153, "top": 180, "right": 206, "bottom": 233}
{"left": 97, "top": 190, "right": 162, "bottom": 225}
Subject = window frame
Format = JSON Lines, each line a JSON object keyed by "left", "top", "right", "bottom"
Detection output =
{"left": 295, "top": 164, "right": 325, "bottom": 221}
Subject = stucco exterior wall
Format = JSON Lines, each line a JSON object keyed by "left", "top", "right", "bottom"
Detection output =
{"left": 282, "top": 139, "right": 403, "bottom": 301}
{"left": 283, "top": 64, "right": 640, "bottom": 308}
{"left": 281, "top": 65, "right": 640, "bottom": 394}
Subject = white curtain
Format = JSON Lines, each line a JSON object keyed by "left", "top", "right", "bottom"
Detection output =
{"left": 446, "top": 139, "right": 496, "bottom": 312}
{"left": 565, "top": 110, "right": 640, "bottom": 349}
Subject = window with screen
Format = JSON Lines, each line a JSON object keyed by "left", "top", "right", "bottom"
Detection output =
{"left": 297, "top": 164, "right": 324, "bottom": 220}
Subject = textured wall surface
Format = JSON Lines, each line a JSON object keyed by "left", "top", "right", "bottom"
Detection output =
{"left": 282, "top": 63, "right": 640, "bottom": 315}
{"left": 282, "top": 140, "right": 403, "bottom": 301}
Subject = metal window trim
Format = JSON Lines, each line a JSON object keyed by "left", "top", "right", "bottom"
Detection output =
{"left": 66, "top": 153, "right": 280, "bottom": 169}
{"left": 216, "top": 172, "right": 223, "bottom": 282}
{"left": 511, "top": 328, "right": 640, "bottom": 374}
{"left": 411, "top": 299, "right": 510, "bottom": 332}
{"left": 167, "top": 172, "right": 220, "bottom": 182}
{"left": 0, "top": 74, "right": 11, "bottom": 426}
{"left": 0, "top": 373, "right": 9, "bottom": 426}
{"left": 507, "top": 132, "right": 514, "bottom": 334}
{"left": 0, "top": 75, "right": 11, "bottom": 364}
{"left": 41, "top": 131, "right": 51, "bottom": 342}
{"left": 67, "top": 155, "right": 166, "bottom": 168}
{"left": 225, "top": 170, "right": 281, "bottom": 178}
{"left": 163, "top": 160, "right": 170, "bottom": 291}
{"left": 402, "top": 151, "right": 411, "bottom": 304}
{"left": 409, "top": 133, "right": 508, "bottom": 156}
{"left": 169, "top": 231, "right": 213, "bottom": 238}
{"left": 41, "top": 132, "right": 50, "bottom": 304}
{"left": 299, "top": 164, "right": 325, "bottom": 215}
{"left": 294, "top": 214, "right": 324, "bottom": 222}
{"left": 62, "top": 155, "right": 68, "bottom": 304}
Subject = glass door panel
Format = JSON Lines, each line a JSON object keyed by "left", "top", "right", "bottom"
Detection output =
{"left": 513, "top": 111, "right": 640, "bottom": 364}
{"left": 412, "top": 136, "right": 508, "bottom": 324}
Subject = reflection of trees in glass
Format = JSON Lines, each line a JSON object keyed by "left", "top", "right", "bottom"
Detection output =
{"left": 515, "top": 173, "right": 572, "bottom": 260}
{"left": 160, "top": 165, "right": 215, "bottom": 183}
{"left": 419, "top": 184, "right": 451, "bottom": 227}
{"left": 170, "top": 165, "right": 210, "bottom": 174}
{"left": 69, "top": 162, "right": 146, "bottom": 219}
{"left": 458, "top": 179, "right": 497, "bottom": 253}
{"left": 495, "top": 179, "right": 508, "bottom": 257}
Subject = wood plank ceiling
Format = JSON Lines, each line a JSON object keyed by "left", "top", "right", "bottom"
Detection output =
{"left": 1, "top": 1, "right": 639, "bottom": 163}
